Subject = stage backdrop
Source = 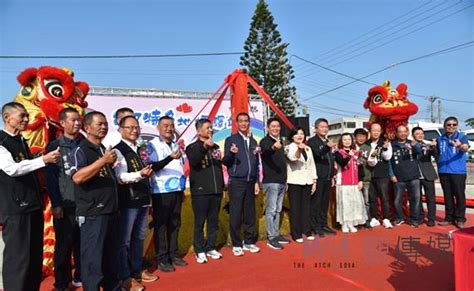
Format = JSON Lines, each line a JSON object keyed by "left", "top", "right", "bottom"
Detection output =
{"left": 86, "top": 95, "right": 265, "bottom": 147}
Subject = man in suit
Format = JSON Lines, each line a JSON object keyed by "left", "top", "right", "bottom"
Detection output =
{"left": 412, "top": 126, "right": 438, "bottom": 227}
{"left": 307, "top": 118, "right": 336, "bottom": 237}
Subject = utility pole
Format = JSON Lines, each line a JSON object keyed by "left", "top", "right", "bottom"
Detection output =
{"left": 438, "top": 98, "right": 442, "bottom": 123}
{"left": 428, "top": 96, "right": 437, "bottom": 123}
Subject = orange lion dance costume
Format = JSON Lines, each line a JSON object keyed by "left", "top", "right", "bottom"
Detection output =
{"left": 363, "top": 81, "right": 418, "bottom": 140}
{"left": 14, "top": 66, "right": 89, "bottom": 275}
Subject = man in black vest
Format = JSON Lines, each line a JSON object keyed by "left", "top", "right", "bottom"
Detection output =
{"left": 45, "top": 107, "right": 83, "bottom": 290}
{"left": 388, "top": 125, "right": 422, "bottom": 228}
{"left": 307, "top": 118, "right": 336, "bottom": 237}
{"left": 113, "top": 115, "right": 158, "bottom": 290}
{"left": 0, "top": 102, "right": 60, "bottom": 291}
{"left": 412, "top": 126, "right": 438, "bottom": 227}
{"left": 68, "top": 111, "right": 120, "bottom": 291}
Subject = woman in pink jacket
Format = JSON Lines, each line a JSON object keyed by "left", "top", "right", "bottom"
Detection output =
{"left": 334, "top": 133, "right": 368, "bottom": 233}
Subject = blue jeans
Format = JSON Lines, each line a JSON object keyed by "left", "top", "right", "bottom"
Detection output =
{"left": 263, "top": 183, "right": 286, "bottom": 240}
{"left": 118, "top": 207, "right": 148, "bottom": 280}
{"left": 394, "top": 179, "right": 421, "bottom": 224}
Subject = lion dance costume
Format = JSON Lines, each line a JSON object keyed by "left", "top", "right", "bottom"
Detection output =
{"left": 14, "top": 66, "right": 89, "bottom": 275}
{"left": 363, "top": 81, "right": 418, "bottom": 140}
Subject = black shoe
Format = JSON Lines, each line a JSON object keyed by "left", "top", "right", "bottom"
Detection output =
{"left": 438, "top": 220, "right": 453, "bottom": 226}
{"left": 427, "top": 220, "right": 435, "bottom": 227}
{"left": 455, "top": 221, "right": 465, "bottom": 229}
{"left": 364, "top": 221, "right": 372, "bottom": 229}
{"left": 276, "top": 235, "right": 290, "bottom": 244}
{"left": 171, "top": 257, "right": 188, "bottom": 267}
{"left": 409, "top": 223, "right": 419, "bottom": 228}
{"left": 316, "top": 230, "right": 325, "bottom": 237}
{"left": 322, "top": 226, "right": 336, "bottom": 235}
{"left": 157, "top": 262, "right": 175, "bottom": 272}
{"left": 267, "top": 239, "right": 284, "bottom": 250}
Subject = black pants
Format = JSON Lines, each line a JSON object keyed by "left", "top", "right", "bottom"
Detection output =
{"left": 0, "top": 210, "right": 43, "bottom": 291}
{"left": 369, "top": 177, "right": 391, "bottom": 219}
{"left": 152, "top": 191, "right": 183, "bottom": 263}
{"left": 80, "top": 213, "right": 120, "bottom": 291}
{"left": 311, "top": 179, "right": 331, "bottom": 231}
{"left": 288, "top": 184, "right": 312, "bottom": 240}
{"left": 439, "top": 173, "right": 466, "bottom": 222}
{"left": 228, "top": 179, "right": 256, "bottom": 247}
{"left": 53, "top": 207, "right": 81, "bottom": 289}
{"left": 419, "top": 179, "right": 436, "bottom": 222}
{"left": 191, "top": 194, "right": 222, "bottom": 253}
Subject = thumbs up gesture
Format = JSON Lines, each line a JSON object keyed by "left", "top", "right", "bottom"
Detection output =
{"left": 140, "top": 165, "right": 154, "bottom": 177}
{"left": 102, "top": 146, "right": 117, "bottom": 165}
{"left": 273, "top": 139, "right": 282, "bottom": 150}
{"left": 230, "top": 143, "right": 239, "bottom": 154}
{"left": 43, "top": 147, "right": 60, "bottom": 164}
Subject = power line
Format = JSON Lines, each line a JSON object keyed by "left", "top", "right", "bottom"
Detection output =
{"left": 297, "top": 1, "right": 472, "bottom": 78}
{"left": 293, "top": 0, "right": 438, "bottom": 71}
{"left": 297, "top": 40, "right": 474, "bottom": 103}
{"left": 0, "top": 52, "right": 245, "bottom": 59}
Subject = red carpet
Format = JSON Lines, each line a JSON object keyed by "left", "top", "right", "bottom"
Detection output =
{"left": 40, "top": 212, "right": 473, "bottom": 291}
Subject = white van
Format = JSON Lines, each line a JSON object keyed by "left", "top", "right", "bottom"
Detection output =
{"left": 462, "top": 129, "right": 474, "bottom": 161}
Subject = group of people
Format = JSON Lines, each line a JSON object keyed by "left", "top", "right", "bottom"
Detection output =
{"left": 0, "top": 101, "right": 470, "bottom": 291}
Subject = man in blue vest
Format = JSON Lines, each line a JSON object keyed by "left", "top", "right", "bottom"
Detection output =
{"left": 69, "top": 111, "right": 120, "bottom": 291}
{"left": 223, "top": 112, "right": 261, "bottom": 257}
{"left": 0, "top": 102, "right": 60, "bottom": 291}
{"left": 45, "top": 107, "right": 83, "bottom": 290}
{"left": 436, "top": 116, "right": 470, "bottom": 228}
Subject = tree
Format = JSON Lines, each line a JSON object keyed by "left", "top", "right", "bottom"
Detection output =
{"left": 465, "top": 118, "right": 474, "bottom": 128}
{"left": 240, "top": 0, "right": 298, "bottom": 116}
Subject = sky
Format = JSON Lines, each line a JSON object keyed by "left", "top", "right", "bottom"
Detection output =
{"left": 1, "top": 0, "right": 473, "bottom": 128}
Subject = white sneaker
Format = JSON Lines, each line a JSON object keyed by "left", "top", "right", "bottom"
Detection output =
{"left": 348, "top": 225, "right": 358, "bottom": 233}
{"left": 383, "top": 218, "right": 393, "bottom": 229}
{"left": 341, "top": 224, "right": 350, "bottom": 233}
{"left": 72, "top": 279, "right": 83, "bottom": 288}
{"left": 370, "top": 218, "right": 381, "bottom": 227}
{"left": 206, "top": 249, "right": 223, "bottom": 260}
{"left": 195, "top": 252, "right": 208, "bottom": 264}
{"left": 232, "top": 247, "right": 244, "bottom": 257}
{"left": 243, "top": 243, "right": 260, "bottom": 253}
{"left": 306, "top": 235, "right": 315, "bottom": 241}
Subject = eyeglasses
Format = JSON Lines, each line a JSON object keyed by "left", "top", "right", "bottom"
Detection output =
{"left": 121, "top": 126, "right": 141, "bottom": 131}
{"left": 446, "top": 123, "right": 458, "bottom": 127}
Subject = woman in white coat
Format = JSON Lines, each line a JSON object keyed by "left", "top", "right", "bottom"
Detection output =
{"left": 285, "top": 126, "right": 317, "bottom": 243}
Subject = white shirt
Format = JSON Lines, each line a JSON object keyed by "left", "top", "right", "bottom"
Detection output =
{"left": 367, "top": 140, "right": 393, "bottom": 167}
{"left": 239, "top": 131, "right": 250, "bottom": 149}
{"left": 0, "top": 129, "right": 46, "bottom": 177}
{"left": 113, "top": 139, "right": 145, "bottom": 184}
{"left": 102, "top": 131, "right": 122, "bottom": 149}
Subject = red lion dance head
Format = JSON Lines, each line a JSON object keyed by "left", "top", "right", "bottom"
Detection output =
{"left": 363, "top": 81, "right": 418, "bottom": 140}
{"left": 14, "top": 66, "right": 89, "bottom": 154}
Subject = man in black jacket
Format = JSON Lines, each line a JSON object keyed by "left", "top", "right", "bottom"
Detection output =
{"left": 186, "top": 119, "right": 225, "bottom": 264}
{"left": 260, "top": 118, "right": 289, "bottom": 249}
{"left": 412, "top": 126, "right": 438, "bottom": 227}
{"left": 113, "top": 116, "right": 157, "bottom": 290}
{"left": 223, "top": 112, "right": 260, "bottom": 256}
{"left": 0, "top": 102, "right": 60, "bottom": 291}
{"left": 68, "top": 111, "right": 120, "bottom": 291}
{"left": 45, "top": 107, "right": 83, "bottom": 290}
{"left": 307, "top": 118, "right": 336, "bottom": 237}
